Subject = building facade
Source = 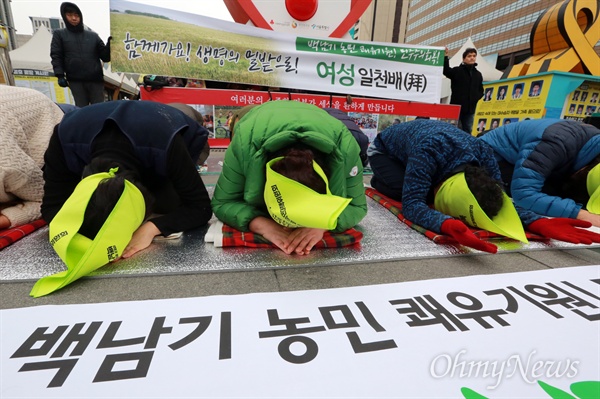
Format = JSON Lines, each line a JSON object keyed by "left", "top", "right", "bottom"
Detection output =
{"left": 357, "top": 0, "right": 409, "bottom": 43}
{"left": 29, "top": 17, "right": 65, "bottom": 34}
{"left": 359, "top": 0, "right": 600, "bottom": 71}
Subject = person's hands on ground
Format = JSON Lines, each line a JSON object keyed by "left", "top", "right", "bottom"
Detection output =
{"left": 286, "top": 227, "right": 327, "bottom": 255}
{"left": 577, "top": 209, "right": 600, "bottom": 228}
{"left": 0, "top": 215, "right": 10, "bottom": 230}
{"left": 249, "top": 216, "right": 293, "bottom": 254}
{"left": 528, "top": 218, "right": 600, "bottom": 245}
{"left": 440, "top": 219, "right": 498, "bottom": 254}
{"left": 122, "top": 221, "right": 160, "bottom": 258}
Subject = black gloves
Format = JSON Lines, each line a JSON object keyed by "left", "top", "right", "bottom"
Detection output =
{"left": 56, "top": 75, "right": 68, "bottom": 88}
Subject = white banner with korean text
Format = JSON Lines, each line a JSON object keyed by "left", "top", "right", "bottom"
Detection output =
{"left": 109, "top": 0, "right": 443, "bottom": 102}
{"left": 2, "top": 266, "right": 599, "bottom": 398}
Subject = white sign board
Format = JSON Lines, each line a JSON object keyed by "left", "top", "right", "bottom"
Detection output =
{"left": 2, "top": 266, "right": 599, "bottom": 398}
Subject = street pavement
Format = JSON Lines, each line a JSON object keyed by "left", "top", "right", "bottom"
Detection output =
{"left": 2, "top": 149, "right": 600, "bottom": 309}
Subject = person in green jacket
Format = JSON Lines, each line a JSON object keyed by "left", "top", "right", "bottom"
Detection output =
{"left": 212, "top": 101, "right": 367, "bottom": 256}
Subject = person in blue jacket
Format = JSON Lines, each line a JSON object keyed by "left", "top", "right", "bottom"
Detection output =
{"left": 479, "top": 118, "right": 600, "bottom": 227}
{"left": 368, "top": 119, "right": 600, "bottom": 253}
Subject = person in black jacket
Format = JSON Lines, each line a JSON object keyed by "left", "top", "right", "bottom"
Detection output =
{"left": 50, "top": 2, "right": 111, "bottom": 107}
{"left": 443, "top": 47, "right": 484, "bottom": 134}
{"left": 41, "top": 101, "right": 212, "bottom": 259}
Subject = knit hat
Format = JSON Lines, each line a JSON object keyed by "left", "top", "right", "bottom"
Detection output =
{"left": 264, "top": 157, "right": 351, "bottom": 230}
{"left": 434, "top": 172, "right": 528, "bottom": 243}
{"left": 587, "top": 163, "right": 600, "bottom": 214}
{"left": 229, "top": 104, "right": 258, "bottom": 134}
{"left": 30, "top": 168, "right": 145, "bottom": 297}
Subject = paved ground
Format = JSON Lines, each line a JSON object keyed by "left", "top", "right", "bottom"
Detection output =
{"left": 2, "top": 149, "right": 600, "bottom": 309}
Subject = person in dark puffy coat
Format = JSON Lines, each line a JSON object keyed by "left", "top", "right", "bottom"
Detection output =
{"left": 479, "top": 118, "right": 600, "bottom": 227}
{"left": 50, "top": 2, "right": 111, "bottom": 107}
{"left": 443, "top": 47, "right": 484, "bottom": 134}
{"left": 0, "top": 85, "right": 65, "bottom": 230}
{"left": 42, "top": 101, "right": 212, "bottom": 259}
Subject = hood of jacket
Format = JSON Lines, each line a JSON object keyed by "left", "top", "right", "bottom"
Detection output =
{"left": 61, "top": 2, "right": 84, "bottom": 32}
{"left": 574, "top": 131, "right": 600, "bottom": 171}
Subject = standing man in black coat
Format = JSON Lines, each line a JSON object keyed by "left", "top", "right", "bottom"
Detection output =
{"left": 50, "top": 2, "right": 111, "bottom": 107}
{"left": 443, "top": 47, "right": 484, "bottom": 134}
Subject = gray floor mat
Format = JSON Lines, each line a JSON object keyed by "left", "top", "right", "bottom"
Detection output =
{"left": 2, "top": 197, "right": 598, "bottom": 281}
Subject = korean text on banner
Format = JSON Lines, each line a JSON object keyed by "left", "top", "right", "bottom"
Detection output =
{"left": 109, "top": 0, "right": 444, "bottom": 102}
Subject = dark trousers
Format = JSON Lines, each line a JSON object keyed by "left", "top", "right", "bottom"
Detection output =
{"left": 368, "top": 153, "right": 406, "bottom": 201}
{"left": 69, "top": 81, "right": 105, "bottom": 107}
{"left": 457, "top": 113, "right": 475, "bottom": 134}
{"left": 496, "top": 159, "right": 515, "bottom": 195}
{"left": 148, "top": 178, "right": 182, "bottom": 214}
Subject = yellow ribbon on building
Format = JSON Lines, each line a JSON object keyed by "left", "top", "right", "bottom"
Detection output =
{"left": 506, "top": 0, "right": 600, "bottom": 77}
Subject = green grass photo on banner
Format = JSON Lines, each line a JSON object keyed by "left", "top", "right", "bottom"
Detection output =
{"left": 110, "top": 12, "right": 282, "bottom": 86}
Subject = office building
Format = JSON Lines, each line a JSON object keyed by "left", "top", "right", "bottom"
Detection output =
{"left": 29, "top": 16, "right": 65, "bottom": 34}
{"left": 359, "top": 0, "right": 600, "bottom": 71}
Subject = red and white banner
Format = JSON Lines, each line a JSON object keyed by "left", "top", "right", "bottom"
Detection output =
{"left": 141, "top": 87, "right": 461, "bottom": 118}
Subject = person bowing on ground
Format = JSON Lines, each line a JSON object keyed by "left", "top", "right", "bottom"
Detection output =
{"left": 41, "top": 100, "right": 212, "bottom": 259}
{"left": 479, "top": 117, "right": 600, "bottom": 227}
{"left": 212, "top": 101, "right": 367, "bottom": 256}
{"left": 368, "top": 119, "right": 600, "bottom": 253}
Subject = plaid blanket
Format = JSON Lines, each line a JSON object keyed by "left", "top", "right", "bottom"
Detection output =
{"left": 365, "top": 187, "right": 546, "bottom": 243}
{"left": 0, "top": 219, "right": 47, "bottom": 250}
{"left": 206, "top": 221, "right": 362, "bottom": 248}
